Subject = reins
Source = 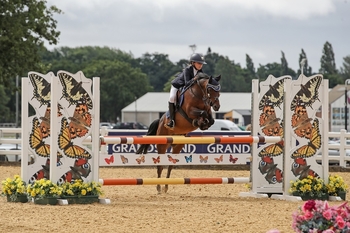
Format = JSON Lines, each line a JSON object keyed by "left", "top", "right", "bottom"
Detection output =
{"left": 177, "top": 75, "right": 220, "bottom": 126}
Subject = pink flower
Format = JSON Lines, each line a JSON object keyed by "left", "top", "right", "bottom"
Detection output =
{"left": 322, "top": 209, "right": 332, "bottom": 220}
{"left": 323, "top": 229, "right": 335, "bottom": 233}
{"left": 302, "top": 200, "right": 316, "bottom": 212}
{"left": 303, "top": 211, "right": 313, "bottom": 220}
{"left": 336, "top": 215, "right": 345, "bottom": 229}
{"left": 266, "top": 229, "right": 280, "bottom": 233}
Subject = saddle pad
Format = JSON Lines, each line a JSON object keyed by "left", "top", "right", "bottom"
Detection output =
{"left": 166, "top": 90, "right": 184, "bottom": 119}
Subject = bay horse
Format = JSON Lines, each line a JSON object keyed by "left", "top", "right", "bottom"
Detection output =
{"left": 136, "top": 72, "right": 221, "bottom": 193}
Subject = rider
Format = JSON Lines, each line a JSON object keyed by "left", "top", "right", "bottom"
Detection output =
{"left": 166, "top": 53, "right": 207, "bottom": 129}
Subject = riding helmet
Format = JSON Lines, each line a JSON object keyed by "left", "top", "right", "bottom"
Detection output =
{"left": 190, "top": 53, "right": 207, "bottom": 64}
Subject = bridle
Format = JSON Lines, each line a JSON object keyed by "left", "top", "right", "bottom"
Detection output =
{"left": 190, "top": 77, "right": 221, "bottom": 107}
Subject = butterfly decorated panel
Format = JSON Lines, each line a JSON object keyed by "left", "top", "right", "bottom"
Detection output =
{"left": 25, "top": 72, "right": 62, "bottom": 183}
{"left": 256, "top": 75, "right": 291, "bottom": 185}
{"left": 101, "top": 153, "right": 240, "bottom": 166}
{"left": 56, "top": 71, "right": 94, "bottom": 184}
{"left": 288, "top": 74, "right": 324, "bottom": 180}
{"left": 24, "top": 71, "right": 96, "bottom": 184}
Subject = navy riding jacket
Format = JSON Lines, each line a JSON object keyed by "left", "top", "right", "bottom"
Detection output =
{"left": 171, "top": 65, "right": 203, "bottom": 89}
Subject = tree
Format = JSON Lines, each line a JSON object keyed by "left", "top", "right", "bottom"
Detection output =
{"left": 83, "top": 60, "right": 152, "bottom": 122}
{"left": 41, "top": 46, "right": 136, "bottom": 74}
{"left": 0, "top": 0, "right": 62, "bottom": 87}
{"left": 281, "top": 51, "right": 289, "bottom": 75}
{"left": 297, "top": 49, "right": 312, "bottom": 76}
{"left": 340, "top": 55, "right": 350, "bottom": 81}
{"left": 0, "top": 85, "right": 11, "bottom": 122}
{"left": 319, "top": 41, "right": 342, "bottom": 88}
{"left": 319, "top": 41, "right": 337, "bottom": 75}
{"left": 135, "top": 53, "right": 178, "bottom": 92}
{"left": 246, "top": 54, "right": 255, "bottom": 76}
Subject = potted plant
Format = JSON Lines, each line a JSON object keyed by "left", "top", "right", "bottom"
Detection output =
{"left": 1, "top": 175, "right": 28, "bottom": 203}
{"left": 27, "top": 179, "right": 63, "bottom": 205}
{"left": 60, "top": 179, "right": 103, "bottom": 204}
{"left": 327, "top": 174, "right": 348, "bottom": 200}
{"left": 289, "top": 175, "right": 328, "bottom": 201}
{"left": 292, "top": 200, "right": 350, "bottom": 232}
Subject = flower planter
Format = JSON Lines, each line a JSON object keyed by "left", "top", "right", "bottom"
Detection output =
{"left": 7, "top": 194, "right": 28, "bottom": 203}
{"left": 292, "top": 192, "right": 329, "bottom": 201}
{"left": 60, "top": 195, "right": 99, "bottom": 204}
{"left": 34, "top": 197, "right": 58, "bottom": 205}
{"left": 338, "top": 191, "right": 346, "bottom": 201}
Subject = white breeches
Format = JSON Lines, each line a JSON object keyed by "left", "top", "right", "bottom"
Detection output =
{"left": 169, "top": 85, "right": 178, "bottom": 103}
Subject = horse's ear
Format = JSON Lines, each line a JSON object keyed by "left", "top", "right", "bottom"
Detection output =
{"left": 215, "top": 75, "right": 221, "bottom": 82}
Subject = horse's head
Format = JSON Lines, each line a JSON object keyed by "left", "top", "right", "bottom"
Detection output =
{"left": 207, "top": 75, "right": 221, "bottom": 111}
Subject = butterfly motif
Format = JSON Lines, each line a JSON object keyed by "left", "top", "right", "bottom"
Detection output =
{"left": 258, "top": 140, "right": 284, "bottom": 157}
{"left": 259, "top": 77, "right": 289, "bottom": 110}
{"left": 120, "top": 155, "right": 128, "bottom": 164}
{"left": 258, "top": 155, "right": 275, "bottom": 174}
{"left": 259, "top": 104, "right": 283, "bottom": 136}
{"left": 105, "top": 155, "right": 114, "bottom": 165}
{"left": 229, "top": 155, "right": 238, "bottom": 164}
{"left": 29, "top": 73, "right": 51, "bottom": 107}
{"left": 291, "top": 118, "right": 322, "bottom": 159}
{"left": 264, "top": 165, "right": 283, "bottom": 184}
{"left": 29, "top": 117, "right": 50, "bottom": 157}
{"left": 199, "top": 155, "right": 208, "bottom": 163}
{"left": 291, "top": 101, "right": 313, "bottom": 139}
{"left": 152, "top": 156, "right": 160, "bottom": 164}
{"left": 185, "top": 155, "right": 192, "bottom": 163}
{"left": 39, "top": 103, "right": 63, "bottom": 138}
{"left": 57, "top": 159, "right": 91, "bottom": 185}
{"left": 291, "top": 158, "right": 309, "bottom": 177}
{"left": 68, "top": 102, "right": 92, "bottom": 139}
{"left": 290, "top": 75, "right": 322, "bottom": 111}
{"left": 58, "top": 72, "right": 93, "bottom": 109}
{"left": 29, "top": 168, "right": 49, "bottom": 184}
{"left": 58, "top": 117, "right": 92, "bottom": 159}
{"left": 136, "top": 155, "right": 145, "bottom": 164}
{"left": 214, "top": 155, "right": 223, "bottom": 163}
{"left": 299, "top": 167, "right": 319, "bottom": 180}
{"left": 167, "top": 155, "right": 179, "bottom": 164}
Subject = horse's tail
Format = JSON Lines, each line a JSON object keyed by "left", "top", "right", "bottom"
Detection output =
{"left": 136, "top": 119, "right": 160, "bottom": 154}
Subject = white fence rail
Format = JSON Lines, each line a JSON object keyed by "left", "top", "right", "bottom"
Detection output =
{"left": 1, "top": 128, "right": 350, "bottom": 167}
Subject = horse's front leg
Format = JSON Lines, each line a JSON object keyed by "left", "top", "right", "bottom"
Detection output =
{"left": 156, "top": 166, "right": 163, "bottom": 194}
{"left": 164, "top": 165, "right": 173, "bottom": 193}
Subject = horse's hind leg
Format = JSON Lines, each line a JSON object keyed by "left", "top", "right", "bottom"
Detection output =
{"left": 156, "top": 166, "right": 163, "bottom": 194}
{"left": 164, "top": 165, "right": 173, "bottom": 193}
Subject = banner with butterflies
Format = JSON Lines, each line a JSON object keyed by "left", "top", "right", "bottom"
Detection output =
{"left": 21, "top": 71, "right": 99, "bottom": 185}
{"left": 102, "top": 130, "right": 251, "bottom": 166}
{"left": 250, "top": 74, "right": 329, "bottom": 196}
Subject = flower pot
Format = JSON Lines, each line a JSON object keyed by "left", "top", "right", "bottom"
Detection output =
{"left": 338, "top": 191, "right": 346, "bottom": 201}
{"left": 60, "top": 195, "right": 99, "bottom": 204}
{"left": 7, "top": 194, "right": 28, "bottom": 203}
{"left": 34, "top": 197, "right": 58, "bottom": 205}
{"left": 292, "top": 192, "right": 329, "bottom": 201}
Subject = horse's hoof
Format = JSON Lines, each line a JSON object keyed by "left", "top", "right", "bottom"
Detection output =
{"left": 163, "top": 186, "right": 168, "bottom": 193}
{"left": 157, "top": 185, "right": 162, "bottom": 194}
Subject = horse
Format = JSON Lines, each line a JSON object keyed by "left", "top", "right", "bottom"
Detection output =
{"left": 136, "top": 72, "right": 221, "bottom": 193}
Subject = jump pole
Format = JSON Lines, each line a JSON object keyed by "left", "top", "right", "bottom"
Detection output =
{"left": 99, "top": 177, "right": 250, "bottom": 185}
{"left": 101, "top": 135, "right": 282, "bottom": 145}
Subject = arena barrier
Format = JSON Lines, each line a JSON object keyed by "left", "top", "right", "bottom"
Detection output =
{"left": 99, "top": 177, "right": 250, "bottom": 185}
{"left": 101, "top": 135, "right": 282, "bottom": 145}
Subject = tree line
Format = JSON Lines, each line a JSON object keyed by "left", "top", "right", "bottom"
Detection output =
{"left": 1, "top": 1, "right": 349, "bottom": 124}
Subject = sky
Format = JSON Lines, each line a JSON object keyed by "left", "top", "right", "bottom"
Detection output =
{"left": 46, "top": 0, "right": 350, "bottom": 72}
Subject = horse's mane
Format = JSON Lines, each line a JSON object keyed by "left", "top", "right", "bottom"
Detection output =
{"left": 197, "top": 72, "right": 221, "bottom": 91}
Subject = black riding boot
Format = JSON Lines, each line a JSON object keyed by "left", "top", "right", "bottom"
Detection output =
{"left": 166, "top": 102, "right": 175, "bottom": 128}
